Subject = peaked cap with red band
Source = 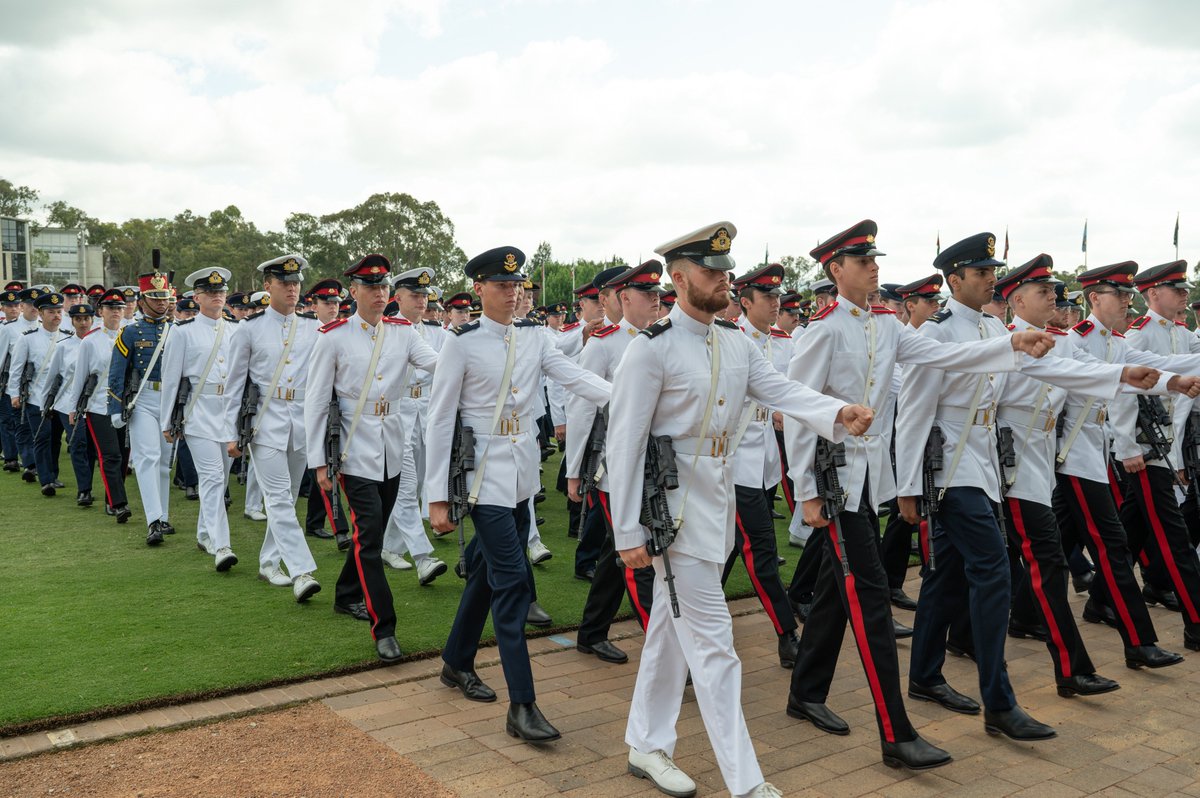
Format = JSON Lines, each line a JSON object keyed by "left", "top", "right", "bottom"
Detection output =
{"left": 810, "top": 220, "right": 885, "bottom": 267}
{"left": 994, "top": 254, "right": 1054, "bottom": 300}
{"left": 896, "top": 273, "right": 943, "bottom": 299}
{"left": 1078, "top": 262, "right": 1138, "bottom": 295}
{"left": 733, "top": 263, "right": 786, "bottom": 296}
{"left": 1133, "top": 259, "right": 1192, "bottom": 292}
{"left": 607, "top": 259, "right": 664, "bottom": 291}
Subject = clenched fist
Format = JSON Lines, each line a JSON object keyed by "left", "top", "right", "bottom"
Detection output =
{"left": 1168, "top": 375, "right": 1200, "bottom": 398}
{"left": 1121, "top": 366, "right": 1161, "bottom": 390}
{"left": 1011, "top": 330, "right": 1056, "bottom": 358}
{"left": 837, "top": 404, "right": 874, "bottom": 436}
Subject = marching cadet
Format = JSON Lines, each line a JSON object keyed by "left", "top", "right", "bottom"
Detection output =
{"left": 45, "top": 303, "right": 94, "bottom": 505}
{"left": 5, "top": 287, "right": 42, "bottom": 479}
{"left": 723, "top": 264, "right": 802, "bottom": 669}
{"left": 565, "top": 259, "right": 661, "bottom": 664}
{"left": 379, "top": 266, "right": 449, "bottom": 585}
{"left": 224, "top": 254, "right": 322, "bottom": 603}
{"left": 657, "top": 288, "right": 675, "bottom": 319}
{"left": 118, "top": 286, "right": 138, "bottom": 322}
{"left": 606, "top": 222, "right": 869, "bottom": 798}
{"left": 299, "top": 279, "right": 350, "bottom": 550}
{"left": 445, "top": 292, "right": 473, "bottom": 330}
{"left": 305, "top": 254, "right": 440, "bottom": 664}
{"left": 110, "top": 268, "right": 175, "bottom": 542}
{"left": 8, "top": 291, "right": 73, "bottom": 496}
{"left": 0, "top": 284, "right": 25, "bottom": 471}
{"left": 61, "top": 284, "right": 87, "bottom": 308}
{"left": 160, "top": 268, "right": 237, "bottom": 567}
{"left": 555, "top": 277, "right": 610, "bottom": 359}
{"left": 86, "top": 284, "right": 105, "bottom": 304}
{"left": 775, "top": 293, "right": 802, "bottom": 336}
{"left": 426, "top": 246, "right": 611, "bottom": 743}
{"left": 66, "top": 290, "right": 130, "bottom": 521}
{"left": 175, "top": 296, "right": 198, "bottom": 321}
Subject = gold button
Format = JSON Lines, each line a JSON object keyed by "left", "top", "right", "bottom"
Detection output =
{"left": 718, "top": 398, "right": 725, "bottom": 406}
{"left": 376, "top": 375, "right": 382, "bottom": 381}
{"left": 511, "top": 437, "right": 518, "bottom": 443}
{"left": 285, "top": 359, "right": 292, "bottom": 364}
{"left": 511, "top": 410, "right": 518, "bottom": 418}
{"left": 361, "top": 323, "right": 368, "bottom": 330}
{"left": 218, "top": 357, "right": 224, "bottom": 362}
{"left": 287, "top": 377, "right": 293, "bottom": 383}
{"left": 512, "top": 387, "right": 518, "bottom": 394}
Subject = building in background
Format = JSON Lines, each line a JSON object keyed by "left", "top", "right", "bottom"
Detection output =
{"left": 30, "top": 226, "right": 106, "bottom": 286}
{"left": 1, "top": 216, "right": 32, "bottom": 283}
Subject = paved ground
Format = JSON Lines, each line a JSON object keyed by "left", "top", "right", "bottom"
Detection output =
{"left": 6, "top": 573, "right": 1200, "bottom": 797}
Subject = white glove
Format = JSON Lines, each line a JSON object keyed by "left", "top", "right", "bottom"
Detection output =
{"left": 111, "top": 412, "right": 126, "bottom": 430}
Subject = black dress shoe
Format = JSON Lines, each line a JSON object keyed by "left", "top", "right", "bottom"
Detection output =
{"left": 22, "top": 467, "right": 36, "bottom": 482}
{"left": 1072, "top": 570, "right": 1095, "bottom": 594}
{"left": 890, "top": 588, "right": 918, "bottom": 611}
{"left": 526, "top": 601, "right": 552, "bottom": 627}
{"left": 146, "top": 524, "right": 164, "bottom": 546}
{"left": 1082, "top": 599, "right": 1117, "bottom": 628}
{"left": 105, "top": 504, "right": 115, "bottom": 516}
{"left": 506, "top": 702, "right": 561, "bottom": 742}
{"left": 535, "top": 516, "right": 545, "bottom": 526}
{"left": 1143, "top": 584, "right": 1181, "bottom": 612}
{"left": 3, "top": 460, "right": 18, "bottom": 472}
{"left": 777, "top": 555, "right": 786, "bottom": 566}
{"left": 577, "top": 640, "right": 628, "bottom": 664}
{"left": 574, "top": 567, "right": 595, "bottom": 582}
{"left": 376, "top": 636, "right": 403, "bottom": 664}
{"left": 440, "top": 663, "right": 497, "bottom": 702}
{"left": 160, "top": 521, "right": 175, "bottom": 535}
{"left": 76, "top": 490, "right": 93, "bottom": 507}
{"left": 1008, "top": 619, "right": 1049, "bottom": 641}
{"left": 946, "top": 639, "right": 976, "bottom": 661}
{"left": 908, "top": 682, "right": 981, "bottom": 715}
{"left": 770, "top": 508, "right": 785, "bottom": 520}
{"left": 893, "top": 618, "right": 914, "bottom": 639}
{"left": 1124, "top": 644, "right": 1184, "bottom": 669}
{"left": 51, "top": 480, "right": 65, "bottom": 489}
{"left": 785, "top": 697, "right": 849, "bottom": 735}
{"left": 795, "top": 601, "right": 811, "bottom": 623}
{"left": 534, "top": 489, "right": 546, "bottom": 504}
{"left": 115, "top": 505, "right": 131, "bottom": 524}
{"left": 40, "top": 484, "right": 55, "bottom": 497}
{"left": 1186, "top": 628, "right": 1200, "bottom": 652}
{"left": 335, "top": 532, "right": 351, "bottom": 551}
{"left": 1056, "top": 673, "right": 1120, "bottom": 697}
{"left": 881, "top": 736, "right": 953, "bottom": 771}
{"left": 307, "top": 527, "right": 334, "bottom": 540}
{"left": 185, "top": 486, "right": 199, "bottom": 501}
{"left": 778, "top": 630, "right": 800, "bottom": 669}
{"left": 333, "top": 601, "right": 370, "bottom": 621}
{"left": 983, "top": 705, "right": 1056, "bottom": 740}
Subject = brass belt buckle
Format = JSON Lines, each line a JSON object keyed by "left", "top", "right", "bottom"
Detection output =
{"left": 499, "top": 417, "right": 521, "bottom": 435}
{"left": 215, "top": 384, "right": 224, "bottom": 396}
{"left": 373, "top": 400, "right": 390, "bottom": 416}
{"left": 711, "top": 431, "right": 729, "bottom": 457}
{"left": 1043, "top": 413, "right": 1057, "bottom": 432}
{"left": 410, "top": 386, "right": 422, "bottom": 398}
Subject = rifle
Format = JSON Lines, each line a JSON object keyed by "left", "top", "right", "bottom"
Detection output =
{"left": 917, "top": 425, "right": 945, "bottom": 571}
{"left": 325, "top": 389, "right": 344, "bottom": 531}
{"left": 995, "top": 425, "right": 1016, "bottom": 531}
{"left": 0, "top": 350, "right": 11, "bottom": 396}
{"left": 17, "top": 362, "right": 32, "bottom": 424}
{"left": 638, "top": 434, "right": 680, "bottom": 617}
{"left": 35, "top": 373, "right": 63, "bottom": 438}
{"left": 448, "top": 413, "right": 476, "bottom": 579}
{"left": 813, "top": 437, "right": 850, "bottom": 576}
{"left": 234, "top": 382, "right": 260, "bottom": 485}
{"left": 575, "top": 406, "right": 609, "bottom": 538}
{"left": 1137, "top": 395, "right": 1184, "bottom": 486}
{"left": 120, "top": 367, "right": 141, "bottom": 423}
{"left": 69, "top": 372, "right": 98, "bottom": 445}
{"left": 167, "top": 379, "right": 191, "bottom": 469}
{"left": 1184, "top": 413, "right": 1200, "bottom": 488}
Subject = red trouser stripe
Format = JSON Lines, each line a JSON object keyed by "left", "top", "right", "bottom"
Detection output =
{"left": 84, "top": 414, "right": 113, "bottom": 507}
{"left": 338, "top": 475, "right": 381, "bottom": 639}
{"left": 1138, "top": 469, "right": 1200, "bottom": 623}
{"left": 828, "top": 521, "right": 895, "bottom": 742}
{"left": 1068, "top": 476, "right": 1140, "bottom": 645}
{"left": 918, "top": 519, "right": 929, "bottom": 565}
{"left": 1108, "top": 464, "right": 1124, "bottom": 509}
{"left": 1008, "top": 498, "right": 1072, "bottom": 678}
{"left": 780, "top": 465, "right": 796, "bottom": 514}
{"left": 319, "top": 485, "right": 337, "bottom": 530}
{"left": 598, "top": 490, "right": 649, "bottom": 628}
{"left": 735, "top": 511, "right": 784, "bottom": 634}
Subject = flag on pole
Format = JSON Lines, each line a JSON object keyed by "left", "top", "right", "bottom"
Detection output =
{"left": 936, "top": 230, "right": 940, "bottom": 255}
{"left": 1174, "top": 212, "right": 1180, "bottom": 248}
{"left": 764, "top": 245, "right": 770, "bottom": 267}
{"left": 1082, "top": 219, "right": 1088, "bottom": 253}
{"left": 1003, "top": 226, "right": 1009, "bottom": 261}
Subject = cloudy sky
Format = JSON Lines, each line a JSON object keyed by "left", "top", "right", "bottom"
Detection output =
{"left": 3, "top": 0, "right": 1199, "bottom": 282}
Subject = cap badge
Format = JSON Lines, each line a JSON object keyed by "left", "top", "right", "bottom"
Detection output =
{"left": 30, "top": 290, "right": 40, "bottom": 299}
{"left": 711, "top": 228, "right": 732, "bottom": 253}
{"left": 986, "top": 236, "right": 996, "bottom": 257}
{"left": 866, "top": 234, "right": 875, "bottom": 244}
{"left": 417, "top": 272, "right": 431, "bottom": 285}
{"left": 283, "top": 259, "right": 300, "bottom": 272}
{"left": 51, "top": 295, "right": 60, "bottom": 305}
{"left": 150, "top": 273, "right": 167, "bottom": 290}
{"left": 771, "top": 275, "right": 781, "bottom": 284}
{"left": 208, "top": 271, "right": 223, "bottom": 284}
{"left": 649, "top": 272, "right": 660, "bottom": 281}
{"left": 504, "top": 253, "right": 518, "bottom": 272}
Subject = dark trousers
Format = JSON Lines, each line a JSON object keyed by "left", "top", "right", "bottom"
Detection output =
{"left": 1054, "top": 473, "right": 1158, "bottom": 647}
{"left": 336, "top": 473, "right": 401, "bottom": 641}
{"left": 6, "top": 394, "right": 34, "bottom": 467}
{"left": 305, "top": 469, "right": 349, "bottom": 534}
{"left": 577, "top": 490, "right": 654, "bottom": 645}
{"left": 723, "top": 485, "right": 796, "bottom": 636}
{"left": 789, "top": 496, "right": 915, "bottom": 744}
{"left": 85, "top": 412, "right": 128, "bottom": 509}
{"left": 25, "top": 403, "right": 61, "bottom": 487}
{"left": 879, "top": 497, "right": 918, "bottom": 590}
{"left": 0, "top": 392, "right": 17, "bottom": 462}
{"left": 443, "top": 501, "right": 537, "bottom": 704}
{"left": 910, "top": 486, "right": 1017, "bottom": 712}
{"left": 1003, "top": 497, "right": 1095, "bottom": 680}
{"left": 1119, "top": 465, "right": 1200, "bottom": 629}
{"left": 59, "top": 411, "right": 94, "bottom": 494}
{"left": 775, "top": 429, "right": 795, "bottom": 512}
{"left": 574, "top": 482, "right": 606, "bottom": 575}
{"left": 175, "top": 440, "right": 197, "bottom": 488}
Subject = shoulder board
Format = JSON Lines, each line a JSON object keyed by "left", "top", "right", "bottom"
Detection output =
{"left": 1177, "top": 320, "right": 1189, "bottom": 327}
{"left": 809, "top": 301, "right": 838, "bottom": 322}
{"left": 1072, "top": 320, "right": 1094, "bottom": 336}
{"left": 382, "top": 316, "right": 412, "bottom": 325}
{"left": 870, "top": 304, "right": 897, "bottom": 315}
{"left": 640, "top": 318, "right": 672, "bottom": 338}
{"left": 560, "top": 321, "right": 581, "bottom": 332}
{"left": 769, "top": 327, "right": 790, "bottom": 338}
{"left": 929, "top": 308, "right": 952, "bottom": 324}
{"left": 2, "top": 319, "right": 13, "bottom": 325}
{"left": 21, "top": 329, "right": 35, "bottom": 335}
{"left": 1113, "top": 330, "right": 1126, "bottom": 338}
{"left": 1005, "top": 323, "right": 1015, "bottom": 330}
{"left": 61, "top": 331, "right": 74, "bottom": 338}
{"left": 591, "top": 323, "right": 620, "bottom": 339}
{"left": 244, "top": 311, "right": 265, "bottom": 321}
{"left": 1046, "top": 327, "right": 1067, "bottom": 336}
{"left": 1129, "top": 316, "right": 1150, "bottom": 330}
{"left": 514, "top": 318, "right": 539, "bottom": 328}
{"left": 298, "top": 311, "right": 317, "bottom": 320}
{"left": 176, "top": 318, "right": 195, "bottom": 326}
{"left": 982, "top": 312, "right": 996, "bottom": 319}
{"left": 450, "top": 320, "right": 480, "bottom": 336}
{"left": 319, "top": 318, "right": 348, "bottom": 334}
{"left": 422, "top": 319, "right": 440, "bottom": 326}
{"left": 713, "top": 318, "right": 738, "bottom": 329}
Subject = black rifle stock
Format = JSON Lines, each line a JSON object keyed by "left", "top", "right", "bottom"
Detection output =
{"left": 1137, "top": 395, "right": 1184, "bottom": 486}
{"left": 813, "top": 437, "right": 850, "bottom": 576}
{"left": 35, "top": 373, "right": 63, "bottom": 438}
{"left": 69, "top": 372, "right": 98, "bottom": 445}
{"left": 235, "top": 382, "right": 260, "bottom": 486}
{"left": 576, "top": 406, "right": 608, "bottom": 538}
{"left": 918, "top": 425, "right": 945, "bottom": 571}
{"left": 1184, "top": 413, "right": 1200, "bottom": 488}
{"left": 17, "top": 362, "right": 32, "bottom": 424}
{"left": 638, "top": 434, "right": 680, "bottom": 618}
{"left": 120, "top": 367, "right": 141, "bottom": 424}
{"left": 167, "top": 379, "right": 191, "bottom": 469}
{"left": 449, "top": 414, "right": 475, "bottom": 579}
{"left": 995, "top": 425, "right": 1016, "bottom": 532}
{"left": 325, "top": 390, "right": 344, "bottom": 530}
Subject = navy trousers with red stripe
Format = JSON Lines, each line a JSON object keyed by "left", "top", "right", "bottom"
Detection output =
{"left": 577, "top": 489, "right": 654, "bottom": 646}
{"left": 335, "top": 473, "right": 401, "bottom": 641}
{"left": 305, "top": 469, "right": 350, "bottom": 536}
{"left": 1119, "top": 464, "right": 1200, "bottom": 631}
{"left": 1003, "top": 497, "right": 1095, "bottom": 680}
{"left": 85, "top": 412, "right": 126, "bottom": 509}
{"left": 723, "top": 485, "right": 797, "bottom": 636}
{"left": 789, "top": 492, "right": 915, "bottom": 744}
{"left": 879, "top": 498, "right": 918, "bottom": 590}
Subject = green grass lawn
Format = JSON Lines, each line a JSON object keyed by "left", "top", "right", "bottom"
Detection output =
{"left": 0, "top": 451, "right": 786, "bottom": 731}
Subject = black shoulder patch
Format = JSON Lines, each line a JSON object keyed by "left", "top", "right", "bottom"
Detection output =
{"left": 175, "top": 318, "right": 195, "bottom": 326}
{"left": 422, "top": 319, "right": 441, "bottom": 326}
{"left": 929, "top": 309, "right": 952, "bottom": 324}
{"left": 21, "top": 329, "right": 35, "bottom": 335}
{"left": 450, "top": 320, "right": 480, "bottom": 336}
{"left": 713, "top": 318, "right": 738, "bottom": 329}
{"left": 298, "top": 311, "right": 316, "bottom": 320}
{"left": 244, "top": 311, "right": 265, "bottom": 321}
{"left": 514, "top": 318, "right": 539, "bottom": 328}
{"left": 640, "top": 318, "right": 672, "bottom": 338}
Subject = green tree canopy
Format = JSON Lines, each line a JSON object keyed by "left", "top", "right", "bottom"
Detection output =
{"left": 0, "top": 179, "right": 38, "bottom": 218}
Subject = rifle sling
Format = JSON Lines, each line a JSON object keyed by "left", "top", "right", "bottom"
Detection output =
{"left": 466, "top": 325, "right": 518, "bottom": 508}
{"left": 183, "top": 320, "right": 226, "bottom": 424}
{"left": 249, "top": 314, "right": 297, "bottom": 441}
{"left": 340, "top": 320, "right": 388, "bottom": 462}
{"left": 673, "top": 323, "right": 721, "bottom": 533}
{"left": 127, "top": 322, "right": 170, "bottom": 414}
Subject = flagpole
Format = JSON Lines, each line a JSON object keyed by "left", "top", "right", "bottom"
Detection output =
{"left": 1082, "top": 218, "right": 1088, "bottom": 268}
{"left": 1175, "top": 211, "right": 1180, "bottom": 260}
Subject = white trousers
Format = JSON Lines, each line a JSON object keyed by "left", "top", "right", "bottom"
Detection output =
{"left": 625, "top": 553, "right": 763, "bottom": 796}
{"left": 382, "top": 428, "right": 433, "bottom": 560}
{"left": 252, "top": 441, "right": 316, "bottom": 576}
{"left": 188, "top": 435, "right": 231, "bottom": 554}
{"left": 129, "top": 391, "right": 170, "bottom": 526}
{"left": 244, "top": 458, "right": 263, "bottom": 513}
{"left": 525, "top": 496, "right": 541, "bottom": 546}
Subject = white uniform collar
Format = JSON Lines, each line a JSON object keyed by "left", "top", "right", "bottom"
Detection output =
{"left": 196, "top": 312, "right": 221, "bottom": 328}
{"left": 839, "top": 297, "right": 872, "bottom": 324}
{"left": 478, "top": 314, "right": 513, "bottom": 338}
{"left": 265, "top": 305, "right": 293, "bottom": 324}
{"left": 668, "top": 304, "right": 713, "bottom": 338}
{"left": 1086, "top": 314, "right": 1112, "bottom": 335}
{"left": 946, "top": 295, "right": 982, "bottom": 324}
{"left": 1011, "top": 314, "right": 1042, "bottom": 331}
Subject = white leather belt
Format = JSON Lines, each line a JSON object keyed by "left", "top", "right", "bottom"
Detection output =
{"left": 674, "top": 433, "right": 732, "bottom": 458}
{"left": 268, "top": 386, "right": 304, "bottom": 402}
{"left": 407, "top": 384, "right": 429, "bottom": 399}
{"left": 197, "top": 383, "right": 225, "bottom": 396}
{"left": 1062, "top": 406, "right": 1107, "bottom": 427}
{"left": 937, "top": 405, "right": 995, "bottom": 427}
{"left": 998, "top": 406, "right": 1057, "bottom": 433}
{"left": 338, "top": 397, "right": 396, "bottom": 417}
{"left": 460, "top": 413, "right": 533, "bottom": 436}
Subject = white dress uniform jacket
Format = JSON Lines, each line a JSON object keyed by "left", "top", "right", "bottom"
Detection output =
{"left": 159, "top": 314, "right": 235, "bottom": 443}
{"left": 61, "top": 326, "right": 120, "bottom": 416}
{"left": 564, "top": 319, "right": 639, "bottom": 491}
{"left": 44, "top": 332, "right": 82, "bottom": 416}
{"left": 731, "top": 324, "right": 790, "bottom": 490}
{"left": 8, "top": 326, "right": 72, "bottom": 407}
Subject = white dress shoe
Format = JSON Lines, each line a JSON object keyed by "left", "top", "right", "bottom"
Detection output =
{"left": 739, "top": 784, "right": 783, "bottom": 798}
{"left": 627, "top": 748, "right": 696, "bottom": 798}
{"left": 258, "top": 564, "right": 293, "bottom": 587}
{"left": 243, "top": 509, "right": 267, "bottom": 521}
{"left": 215, "top": 547, "right": 238, "bottom": 572}
{"left": 381, "top": 551, "right": 413, "bottom": 570}
{"left": 528, "top": 540, "right": 553, "bottom": 565}
{"left": 416, "top": 557, "right": 448, "bottom": 586}
{"left": 292, "top": 573, "right": 321, "bottom": 603}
